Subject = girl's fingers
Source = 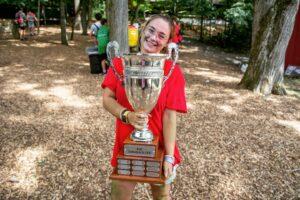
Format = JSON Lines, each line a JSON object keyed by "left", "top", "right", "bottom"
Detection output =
{"left": 128, "top": 112, "right": 149, "bottom": 130}
{"left": 163, "top": 162, "right": 173, "bottom": 178}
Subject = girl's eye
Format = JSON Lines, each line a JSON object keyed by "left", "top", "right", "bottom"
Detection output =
{"left": 158, "top": 34, "right": 166, "bottom": 40}
{"left": 148, "top": 28, "right": 155, "bottom": 34}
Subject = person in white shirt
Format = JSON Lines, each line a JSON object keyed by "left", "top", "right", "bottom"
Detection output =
{"left": 90, "top": 13, "right": 102, "bottom": 46}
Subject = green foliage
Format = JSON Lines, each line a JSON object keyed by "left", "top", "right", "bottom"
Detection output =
{"left": 0, "top": 0, "right": 49, "bottom": 9}
{"left": 92, "top": 0, "right": 106, "bottom": 17}
{"left": 221, "top": 0, "right": 253, "bottom": 50}
{"left": 224, "top": 0, "right": 252, "bottom": 27}
{"left": 128, "top": 0, "right": 152, "bottom": 21}
{"left": 193, "top": 0, "right": 216, "bottom": 18}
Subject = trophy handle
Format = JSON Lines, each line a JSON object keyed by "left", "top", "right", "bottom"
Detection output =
{"left": 106, "top": 41, "right": 123, "bottom": 81}
{"left": 164, "top": 42, "right": 179, "bottom": 84}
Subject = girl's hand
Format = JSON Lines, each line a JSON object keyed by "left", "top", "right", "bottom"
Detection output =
{"left": 163, "top": 161, "right": 173, "bottom": 178}
{"left": 127, "top": 111, "right": 148, "bottom": 130}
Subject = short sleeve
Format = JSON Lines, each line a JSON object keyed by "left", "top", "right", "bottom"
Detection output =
{"left": 101, "top": 67, "right": 117, "bottom": 92}
{"left": 101, "top": 57, "right": 123, "bottom": 92}
{"left": 90, "top": 24, "right": 97, "bottom": 34}
{"left": 165, "top": 65, "right": 187, "bottom": 113}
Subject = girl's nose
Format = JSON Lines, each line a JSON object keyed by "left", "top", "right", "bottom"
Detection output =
{"left": 149, "top": 33, "right": 158, "bottom": 41}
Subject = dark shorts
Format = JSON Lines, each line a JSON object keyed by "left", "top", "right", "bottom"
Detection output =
{"left": 19, "top": 24, "right": 26, "bottom": 30}
{"left": 99, "top": 53, "right": 107, "bottom": 61}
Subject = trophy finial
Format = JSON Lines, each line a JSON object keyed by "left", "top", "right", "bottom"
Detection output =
{"left": 164, "top": 43, "right": 179, "bottom": 84}
{"left": 106, "top": 41, "right": 123, "bottom": 81}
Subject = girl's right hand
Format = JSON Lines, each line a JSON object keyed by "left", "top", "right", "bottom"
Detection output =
{"left": 127, "top": 111, "right": 148, "bottom": 130}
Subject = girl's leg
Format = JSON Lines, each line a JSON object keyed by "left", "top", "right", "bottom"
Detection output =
{"left": 101, "top": 59, "right": 107, "bottom": 74}
{"left": 18, "top": 28, "right": 22, "bottom": 39}
{"left": 150, "top": 184, "right": 171, "bottom": 200}
{"left": 111, "top": 180, "right": 136, "bottom": 200}
{"left": 21, "top": 29, "right": 25, "bottom": 39}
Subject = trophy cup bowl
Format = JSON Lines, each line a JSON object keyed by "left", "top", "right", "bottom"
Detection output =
{"left": 122, "top": 53, "right": 168, "bottom": 142}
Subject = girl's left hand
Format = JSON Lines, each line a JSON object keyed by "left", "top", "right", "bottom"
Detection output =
{"left": 163, "top": 161, "right": 173, "bottom": 178}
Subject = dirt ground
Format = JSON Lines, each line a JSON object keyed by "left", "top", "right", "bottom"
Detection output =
{"left": 0, "top": 26, "right": 299, "bottom": 200}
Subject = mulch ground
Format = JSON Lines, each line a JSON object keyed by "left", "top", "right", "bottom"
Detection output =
{"left": 0, "top": 26, "right": 299, "bottom": 200}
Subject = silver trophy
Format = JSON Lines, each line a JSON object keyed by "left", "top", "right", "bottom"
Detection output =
{"left": 107, "top": 41, "right": 178, "bottom": 142}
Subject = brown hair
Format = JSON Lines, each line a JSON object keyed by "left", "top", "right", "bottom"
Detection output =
{"left": 141, "top": 14, "right": 175, "bottom": 41}
{"left": 139, "top": 14, "right": 175, "bottom": 53}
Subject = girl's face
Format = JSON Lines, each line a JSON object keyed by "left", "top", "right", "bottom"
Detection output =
{"left": 141, "top": 18, "right": 171, "bottom": 54}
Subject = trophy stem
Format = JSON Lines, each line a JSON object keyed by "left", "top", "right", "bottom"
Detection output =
{"left": 130, "top": 124, "right": 154, "bottom": 142}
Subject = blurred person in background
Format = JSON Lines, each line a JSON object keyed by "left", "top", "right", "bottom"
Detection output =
{"left": 27, "top": 9, "right": 38, "bottom": 36}
{"left": 171, "top": 16, "right": 182, "bottom": 44}
{"left": 90, "top": 13, "right": 102, "bottom": 46}
{"left": 15, "top": 8, "right": 26, "bottom": 40}
{"left": 97, "top": 18, "right": 109, "bottom": 75}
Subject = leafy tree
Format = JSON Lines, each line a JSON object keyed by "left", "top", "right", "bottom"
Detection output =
{"left": 239, "top": 0, "right": 300, "bottom": 95}
{"left": 223, "top": 0, "right": 253, "bottom": 49}
{"left": 128, "top": 0, "right": 151, "bottom": 23}
{"left": 224, "top": 0, "right": 252, "bottom": 27}
{"left": 0, "top": 0, "right": 44, "bottom": 8}
{"left": 194, "top": 0, "right": 215, "bottom": 40}
{"left": 92, "top": 0, "right": 106, "bottom": 17}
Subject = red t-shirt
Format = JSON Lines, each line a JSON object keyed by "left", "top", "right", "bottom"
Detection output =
{"left": 101, "top": 57, "right": 187, "bottom": 167}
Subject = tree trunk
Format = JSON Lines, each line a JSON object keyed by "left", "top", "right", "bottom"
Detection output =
{"left": 107, "top": 0, "right": 129, "bottom": 53}
{"left": 200, "top": 15, "right": 204, "bottom": 41}
{"left": 74, "top": 0, "right": 81, "bottom": 30}
{"left": 239, "top": 0, "right": 300, "bottom": 95}
{"left": 199, "top": 0, "right": 204, "bottom": 41}
{"left": 12, "top": 20, "right": 19, "bottom": 39}
{"left": 60, "top": 0, "right": 68, "bottom": 45}
{"left": 106, "top": 0, "right": 111, "bottom": 26}
{"left": 80, "top": 0, "right": 88, "bottom": 35}
{"left": 88, "top": 0, "right": 93, "bottom": 27}
{"left": 37, "top": 0, "right": 40, "bottom": 34}
{"left": 71, "top": 0, "right": 82, "bottom": 40}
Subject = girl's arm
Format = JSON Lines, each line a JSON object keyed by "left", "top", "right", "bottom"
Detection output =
{"left": 102, "top": 87, "right": 147, "bottom": 130}
{"left": 163, "top": 108, "right": 177, "bottom": 178}
{"left": 103, "top": 87, "right": 124, "bottom": 119}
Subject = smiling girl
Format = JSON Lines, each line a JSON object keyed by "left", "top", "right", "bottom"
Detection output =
{"left": 101, "top": 15, "right": 187, "bottom": 200}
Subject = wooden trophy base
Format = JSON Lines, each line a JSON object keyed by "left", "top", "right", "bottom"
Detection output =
{"left": 110, "top": 136, "right": 165, "bottom": 184}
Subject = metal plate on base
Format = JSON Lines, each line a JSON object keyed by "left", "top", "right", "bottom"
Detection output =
{"left": 110, "top": 169, "right": 165, "bottom": 184}
{"left": 124, "top": 144, "right": 155, "bottom": 158}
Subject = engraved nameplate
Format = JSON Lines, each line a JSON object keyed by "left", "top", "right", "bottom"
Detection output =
{"left": 118, "top": 159, "right": 131, "bottom": 165}
{"left": 132, "top": 166, "right": 145, "bottom": 171}
{"left": 146, "top": 166, "right": 160, "bottom": 172}
{"left": 132, "top": 160, "right": 145, "bottom": 166}
{"left": 118, "top": 164, "right": 131, "bottom": 170}
{"left": 146, "top": 172, "right": 160, "bottom": 177}
{"left": 146, "top": 161, "right": 160, "bottom": 167}
{"left": 124, "top": 67, "right": 164, "bottom": 78}
{"left": 118, "top": 169, "right": 130, "bottom": 175}
{"left": 124, "top": 144, "right": 155, "bottom": 157}
{"left": 132, "top": 171, "right": 145, "bottom": 176}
